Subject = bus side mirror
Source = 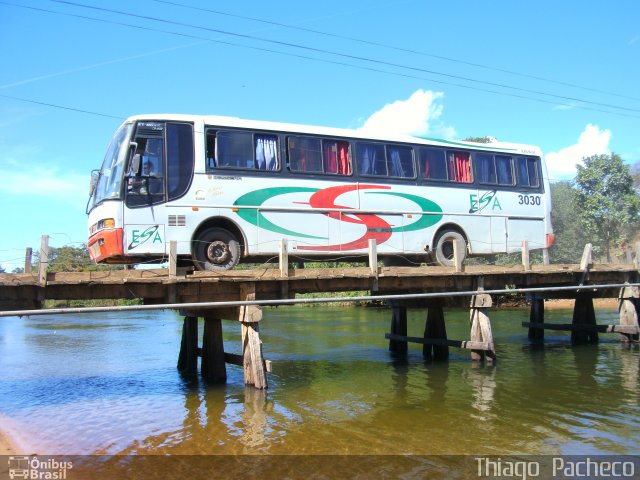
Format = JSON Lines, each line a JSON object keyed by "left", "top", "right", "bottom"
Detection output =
{"left": 89, "top": 169, "right": 99, "bottom": 195}
{"left": 130, "top": 154, "right": 142, "bottom": 175}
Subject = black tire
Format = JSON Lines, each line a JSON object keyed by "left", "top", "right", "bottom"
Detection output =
{"left": 433, "top": 230, "right": 466, "bottom": 267}
{"left": 192, "top": 227, "right": 240, "bottom": 271}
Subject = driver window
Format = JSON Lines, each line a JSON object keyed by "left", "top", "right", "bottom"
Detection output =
{"left": 128, "top": 137, "right": 165, "bottom": 196}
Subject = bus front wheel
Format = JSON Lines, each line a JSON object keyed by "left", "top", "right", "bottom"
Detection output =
{"left": 193, "top": 228, "right": 240, "bottom": 271}
{"left": 433, "top": 230, "right": 467, "bottom": 267}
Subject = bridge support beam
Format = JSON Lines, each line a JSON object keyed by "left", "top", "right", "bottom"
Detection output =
{"left": 423, "top": 302, "right": 448, "bottom": 360}
{"left": 201, "top": 317, "right": 227, "bottom": 383}
{"left": 618, "top": 285, "right": 640, "bottom": 343}
{"left": 571, "top": 293, "right": 598, "bottom": 344}
{"left": 177, "top": 316, "right": 198, "bottom": 375}
{"left": 528, "top": 297, "right": 545, "bottom": 342}
{"left": 240, "top": 283, "right": 267, "bottom": 389}
{"left": 470, "top": 292, "right": 496, "bottom": 363}
{"left": 388, "top": 303, "right": 408, "bottom": 356}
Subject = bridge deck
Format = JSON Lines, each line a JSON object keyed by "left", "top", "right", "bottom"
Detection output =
{"left": 1, "top": 263, "right": 638, "bottom": 312}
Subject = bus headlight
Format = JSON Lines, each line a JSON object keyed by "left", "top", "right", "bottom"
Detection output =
{"left": 90, "top": 218, "right": 116, "bottom": 235}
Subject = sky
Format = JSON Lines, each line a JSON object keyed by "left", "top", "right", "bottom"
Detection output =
{"left": 0, "top": 0, "right": 639, "bottom": 272}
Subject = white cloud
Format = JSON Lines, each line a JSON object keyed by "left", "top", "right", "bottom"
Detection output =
{"left": 359, "top": 89, "right": 456, "bottom": 138}
{"left": 0, "top": 166, "right": 88, "bottom": 205}
{"left": 544, "top": 124, "right": 611, "bottom": 179}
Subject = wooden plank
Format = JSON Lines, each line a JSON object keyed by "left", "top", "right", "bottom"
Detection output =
{"left": 522, "top": 322, "right": 639, "bottom": 334}
{"left": 385, "top": 333, "right": 490, "bottom": 351}
{"left": 224, "top": 352, "right": 273, "bottom": 373}
{"left": 241, "top": 322, "right": 267, "bottom": 389}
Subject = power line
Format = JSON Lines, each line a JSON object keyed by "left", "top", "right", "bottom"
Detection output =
{"left": 48, "top": 0, "right": 640, "bottom": 115}
{"left": 1, "top": 1, "right": 639, "bottom": 119}
{"left": 0, "top": 93, "right": 124, "bottom": 119}
{"left": 151, "top": 0, "right": 640, "bottom": 104}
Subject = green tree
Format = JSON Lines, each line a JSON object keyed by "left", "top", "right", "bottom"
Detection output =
{"left": 574, "top": 154, "right": 640, "bottom": 262}
{"left": 35, "top": 244, "right": 124, "bottom": 272}
{"left": 549, "top": 181, "right": 588, "bottom": 263}
{"left": 631, "top": 160, "right": 640, "bottom": 191}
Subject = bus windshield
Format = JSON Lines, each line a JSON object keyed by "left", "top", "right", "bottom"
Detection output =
{"left": 88, "top": 122, "right": 133, "bottom": 211}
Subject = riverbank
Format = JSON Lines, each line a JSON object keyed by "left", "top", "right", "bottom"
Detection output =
{"left": 0, "top": 428, "right": 20, "bottom": 455}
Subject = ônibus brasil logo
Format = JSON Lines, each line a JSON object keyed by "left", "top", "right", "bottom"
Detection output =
{"left": 233, "top": 184, "right": 443, "bottom": 251}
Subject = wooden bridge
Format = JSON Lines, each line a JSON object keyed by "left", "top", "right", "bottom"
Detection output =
{"left": 1, "top": 242, "right": 639, "bottom": 389}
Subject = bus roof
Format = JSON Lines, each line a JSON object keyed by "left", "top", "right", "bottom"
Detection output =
{"left": 125, "top": 113, "right": 543, "bottom": 156}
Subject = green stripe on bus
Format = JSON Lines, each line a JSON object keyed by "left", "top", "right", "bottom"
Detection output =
{"left": 234, "top": 187, "right": 327, "bottom": 240}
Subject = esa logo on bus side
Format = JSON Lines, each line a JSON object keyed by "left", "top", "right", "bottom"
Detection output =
{"left": 129, "top": 225, "right": 163, "bottom": 249}
{"left": 469, "top": 190, "right": 502, "bottom": 213}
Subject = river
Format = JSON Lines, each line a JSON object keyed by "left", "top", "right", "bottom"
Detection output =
{"left": 0, "top": 305, "right": 638, "bottom": 475}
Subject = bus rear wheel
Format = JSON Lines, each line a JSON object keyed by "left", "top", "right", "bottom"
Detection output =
{"left": 433, "top": 229, "right": 467, "bottom": 267}
{"left": 193, "top": 227, "right": 240, "bottom": 271}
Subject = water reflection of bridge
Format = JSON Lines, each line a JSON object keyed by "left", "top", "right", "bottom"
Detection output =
{"left": 1, "top": 252, "right": 639, "bottom": 389}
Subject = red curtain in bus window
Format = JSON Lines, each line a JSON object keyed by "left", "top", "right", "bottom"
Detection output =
{"left": 455, "top": 152, "right": 471, "bottom": 183}
{"left": 338, "top": 142, "right": 350, "bottom": 174}
{"left": 323, "top": 143, "right": 338, "bottom": 173}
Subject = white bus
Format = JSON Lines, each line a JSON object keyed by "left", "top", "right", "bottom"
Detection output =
{"left": 87, "top": 114, "right": 553, "bottom": 270}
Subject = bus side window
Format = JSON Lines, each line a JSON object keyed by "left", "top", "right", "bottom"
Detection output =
{"left": 421, "top": 148, "right": 447, "bottom": 180}
{"left": 255, "top": 134, "right": 278, "bottom": 170}
{"left": 495, "top": 155, "right": 514, "bottom": 186}
{"left": 216, "top": 131, "right": 253, "bottom": 168}
{"left": 475, "top": 153, "right": 496, "bottom": 184}
{"left": 322, "top": 140, "right": 351, "bottom": 175}
{"left": 288, "top": 136, "right": 323, "bottom": 173}
{"left": 447, "top": 151, "right": 472, "bottom": 183}
{"left": 387, "top": 145, "right": 414, "bottom": 178}
{"left": 205, "top": 130, "right": 216, "bottom": 170}
{"left": 516, "top": 156, "right": 540, "bottom": 188}
{"left": 357, "top": 142, "right": 386, "bottom": 176}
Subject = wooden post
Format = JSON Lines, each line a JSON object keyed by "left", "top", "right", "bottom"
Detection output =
{"left": 423, "top": 302, "right": 448, "bottom": 360}
{"left": 571, "top": 293, "right": 598, "bottom": 344}
{"left": 279, "top": 239, "right": 288, "bottom": 278}
{"left": 38, "top": 235, "right": 49, "bottom": 286}
{"left": 618, "top": 285, "right": 640, "bottom": 343}
{"left": 368, "top": 239, "right": 378, "bottom": 275}
{"left": 177, "top": 316, "right": 199, "bottom": 374}
{"left": 521, "top": 240, "right": 530, "bottom": 272}
{"left": 201, "top": 317, "right": 227, "bottom": 383}
{"left": 169, "top": 240, "right": 178, "bottom": 277}
{"left": 469, "top": 292, "right": 495, "bottom": 362}
{"left": 239, "top": 283, "right": 267, "bottom": 389}
{"left": 453, "top": 238, "right": 464, "bottom": 272}
{"left": 528, "top": 297, "right": 545, "bottom": 341}
{"left": 24, "top": 247, "right": 33, "bottom": 274}
{"left": 389, "top": 303, "right": 408, "bottom": 355}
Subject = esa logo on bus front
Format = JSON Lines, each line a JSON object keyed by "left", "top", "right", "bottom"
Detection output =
{"left": 127, "top": 225, "right": 164, "bottom": 251}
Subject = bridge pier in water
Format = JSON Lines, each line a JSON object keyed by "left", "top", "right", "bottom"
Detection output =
{"left": 177, "top": 283, "right": 268, "bottom": 389}
{"left": 386, "top": 289, "right": 497, "bottom": 362}
{"left": 523, "top": 285, "right": 640, "bottom": 344}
